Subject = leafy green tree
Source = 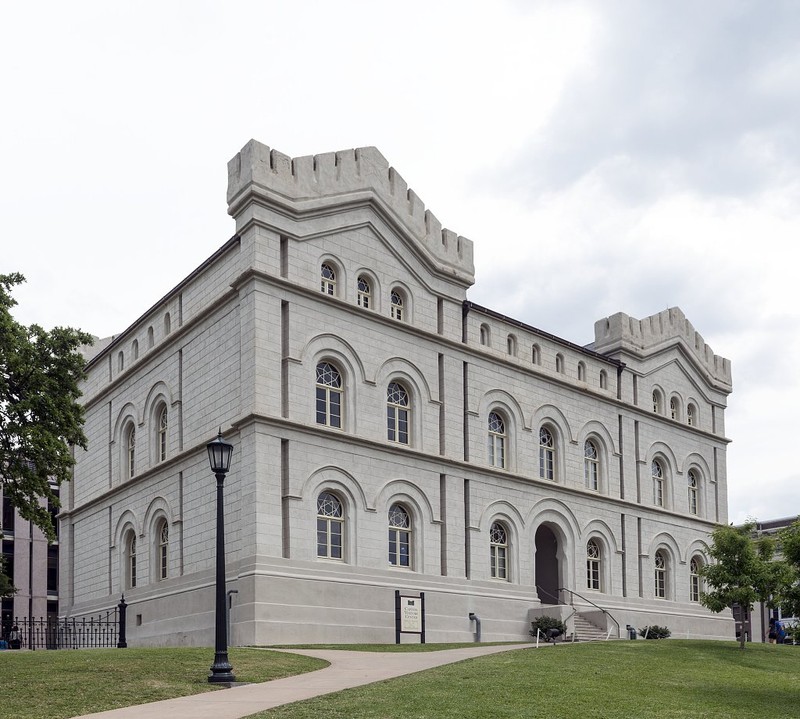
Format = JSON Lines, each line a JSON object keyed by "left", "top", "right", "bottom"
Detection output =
{"left": 699, "top": 522, "right": 789, "bottom": 650}
{"left": 0, "top": 556, "right": 15, "bottom": 598}
{"left": 1, "top": 273, "right": 92, "bottom": 566}
{"left": 778, "top": 519, "right": 800, "bottom": 618}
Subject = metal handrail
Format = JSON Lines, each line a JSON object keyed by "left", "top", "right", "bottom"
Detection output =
{"left": 558, "top": 587, "right": 621, "bottom": 639}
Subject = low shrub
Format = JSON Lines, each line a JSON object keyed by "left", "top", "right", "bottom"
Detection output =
{"left": 530, "top": 616, "right": 566, "bottom": 638}
{"left": 639, "top": 624, "right": 671, "bottom": 639}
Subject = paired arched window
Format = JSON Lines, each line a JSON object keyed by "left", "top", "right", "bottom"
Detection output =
{"left": 687, "top": 403, "right": 697, "bottom": 427}
{"left": 689, "top": 556, "right": 702, "bottom": 602}
{"left": 654, "top": 550, "right": 667, "bottom": 598}
{"left": 490, "top": 521, "right": 508, "bottom": 580}
{"left": 157, "top": 406, "right": 168, "bottom": 462}
{"left": 157, "top": 519, "right": 169, "bottom": 581}
{"left": 357, "top": 276, "right": 371, "bottom": 308}
{"left": 488, "top": 412, "right": 506, "bottom": 469}
{"left": 586, "top": 539, "right": 601, "bottom": 591}
{"left": 388, "top": 504, "right": 411, "bottom": 568}
{"left": 125, "top": 531, "right": 137, "bottom": 589}
{"left": 316, "top": 492, "right": 344, "bottom": 559}
{"left": 320, "top": 263, "right": 336, "bottom": 295}
{"left": 126, "top": 425, "right": 136, "bottom": 479}
{"left": 652, "top": 389, "right": 664, "bottom": 414}
{"left": 390, "top": 289, "right": 404, "bottom": 321}
{"left": 652, "top": 459, "right": 665, "bottom": 507}
{"left": 584, "top": 440, "right": 599, "bottom": 491}
{"left": 688, "top": 470, "right": 699, "bottom": 515}
{"left": 387, "top": 382, "right": 410, "bottom": 445}
{"left": 539, "top": 427, "right": 555, "bottom": 480}
{"left": 315, "top": 362, "right": 342, "bottom": 428}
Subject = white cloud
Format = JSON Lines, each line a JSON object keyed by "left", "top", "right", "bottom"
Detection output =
{"left": 1, "top": 0, "right": 798, "bottom": 522}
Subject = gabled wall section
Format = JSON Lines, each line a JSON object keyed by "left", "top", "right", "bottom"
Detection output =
{"left": 227, "top": 139, "right": 475, "bottom": 287}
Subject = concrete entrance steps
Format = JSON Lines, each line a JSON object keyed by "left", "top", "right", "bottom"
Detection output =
{"left": 571, "top": 613, "right": 611, "bottom": 642}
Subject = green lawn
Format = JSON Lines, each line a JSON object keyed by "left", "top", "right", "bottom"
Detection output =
{"left": 3, "top": 641, "right": 799, "bottom": 719}
{"left": 250, "top": 640, "right": 800, "bottom": 719}
{"left": 1, "top": 646, "right": 326, "bottom": 719}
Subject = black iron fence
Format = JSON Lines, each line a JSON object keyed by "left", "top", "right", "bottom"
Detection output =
{"left": 1, "top": 596, "right": 127, "bottom": 650}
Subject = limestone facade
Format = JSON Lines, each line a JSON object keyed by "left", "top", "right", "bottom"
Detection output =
{"left": 60, "top": 140, "right": 734, "bottom": 645}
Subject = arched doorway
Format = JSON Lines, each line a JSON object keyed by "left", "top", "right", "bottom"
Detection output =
{"left": 535, "top": 524, "right": 560, "bottom": 604}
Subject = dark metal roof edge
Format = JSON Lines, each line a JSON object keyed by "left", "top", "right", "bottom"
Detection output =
{"left": 463, "top": 300, "right": 625, "bottom": 367}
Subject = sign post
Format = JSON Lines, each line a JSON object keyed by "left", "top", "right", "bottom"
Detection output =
{"left": 395, "top": 590, "right": 425, "bottom": 644}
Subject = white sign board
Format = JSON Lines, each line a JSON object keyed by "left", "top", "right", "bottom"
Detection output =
{"left": 400, "top": 596, "right": 423, "bottom": 633}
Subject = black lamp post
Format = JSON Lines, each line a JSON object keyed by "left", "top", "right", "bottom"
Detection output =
{"left": 207, "top": 430, "right": 235, "bottom": 683}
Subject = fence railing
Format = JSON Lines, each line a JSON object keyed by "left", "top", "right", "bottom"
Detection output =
{"left": 1, "top": 596, "right": 127, "bottom": 650}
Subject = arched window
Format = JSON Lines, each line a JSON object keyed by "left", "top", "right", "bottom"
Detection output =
{"left": 555, "top": 353, "right": 564, "bottom": 374}
{"left": 387, "top": 382, "right": 410, "bottom": 445}
{"left": 388, "top": 503, "right": 411, "bottom": 568}
{"left": 531, "top": 344, "right": 541, "bottom": 365}
{"left": 316, "top": 492, "right": 344, "bottom": 560}
{"left": 147, "top": 326, "right": 154, "bottom": 349}
{"left": 670, "top": 397, "right": 679, "bottom": 421}
{"left": 652, "top": 459, "right": 664, "bottom": 507}
{"left": 507, "top": 334, "right": 517, "bottom": 356}
{"left": 490, "top": 521, "right": 508, "bottom": 580}
{"left": 688, "top": 470, "right": 699, "bottom": 516}
{"left": 586, "top": 539, "right": 601, "bottom": 591}
{"left": 315, "top": 362, "right": 342, "bottom": 428}
{"left": 578, "top": 361, "right": 586, "bottom": 381}
{"left": 118, "top": 351, "right": 124, "bottom": 371}
{"left": 164, "top": 312, "right": 171, "bottom": 335}
{"left": 480, "top": 324, "right": 490, "bottom": 346}
{"left": 600, "top": 370, "right": 608, "bottom": 389}
{"left": 125, "top": 531, "right": 137, "bottom": 589}
{"left": 488, "top": 412, "right": 506, "bottom": 469}
{"left": 126, "top": 425, "right": 136, "bottom": 479}
{"left": 652, "top": 389, "right": 663, "bottom": 414}
{"left": 584, "top": 440, "right": 599, "bottom": 491}
{"left": 687, "top": 403, "right": 697, "bottom": 427}
{"left": 539, "top": 427, "right": 555, "bottom": 480}
{"left": 157, "top": 520, "right": 169, "bottom": 581}
{"left": 390, "top": 289, "right": 404, "bottom": 321}
{"left": 157, "top": 406, "right": 168, "bottom": 462}
{"left": 689, "top": 556, "right": 701, "bottom": 602}
{"left": 320, "top": 263, "right": 336, "bottom": 295}
{"left": 357, "top": 275, "right": 371, "bottom": 308}
{"left": 654, "top": 550, "right": 667, "bottom": 598}
{"left": 132, "top": 340, "right": 139, "bottom": 361}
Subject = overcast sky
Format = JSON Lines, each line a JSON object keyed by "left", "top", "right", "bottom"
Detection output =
{"left": 2, "top": 1, "right": 798, "bottom": 523}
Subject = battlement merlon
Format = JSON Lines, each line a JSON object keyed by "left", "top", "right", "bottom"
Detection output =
{"left": 227, "top": 139, "right": 475, "bottom": 286}
{"left": 593, "top": 307, "right": 732, "bottom": 391}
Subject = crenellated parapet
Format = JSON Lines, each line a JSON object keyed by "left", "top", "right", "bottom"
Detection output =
{"left": 227, "top": 139, "right": 475, "bottom": 284}
{"left": 593, "top": 307, "right": 732, "bottom": 390}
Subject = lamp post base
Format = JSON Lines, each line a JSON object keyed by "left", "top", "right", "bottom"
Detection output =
{"left": 208, "top": 653, "right": 236, "bottom": 683}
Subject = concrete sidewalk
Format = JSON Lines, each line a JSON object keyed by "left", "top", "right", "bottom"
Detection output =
{"left": 72, "top": 643, "right": 533, "bottom": 719}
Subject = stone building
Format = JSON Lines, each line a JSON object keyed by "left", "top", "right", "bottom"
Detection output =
{"left": 60, "top": 139, "right": 734, "bottom": 645}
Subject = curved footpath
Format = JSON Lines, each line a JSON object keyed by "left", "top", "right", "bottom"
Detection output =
{"left": 72, "top": 643, "right": 534, "bottom": 719}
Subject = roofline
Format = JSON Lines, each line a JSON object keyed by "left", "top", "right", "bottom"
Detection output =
{"left": 85, "top": 234, "right": 241, "bottom": 369}
{"left": 463, "top": 301, "right": 625, "bottom": 367}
